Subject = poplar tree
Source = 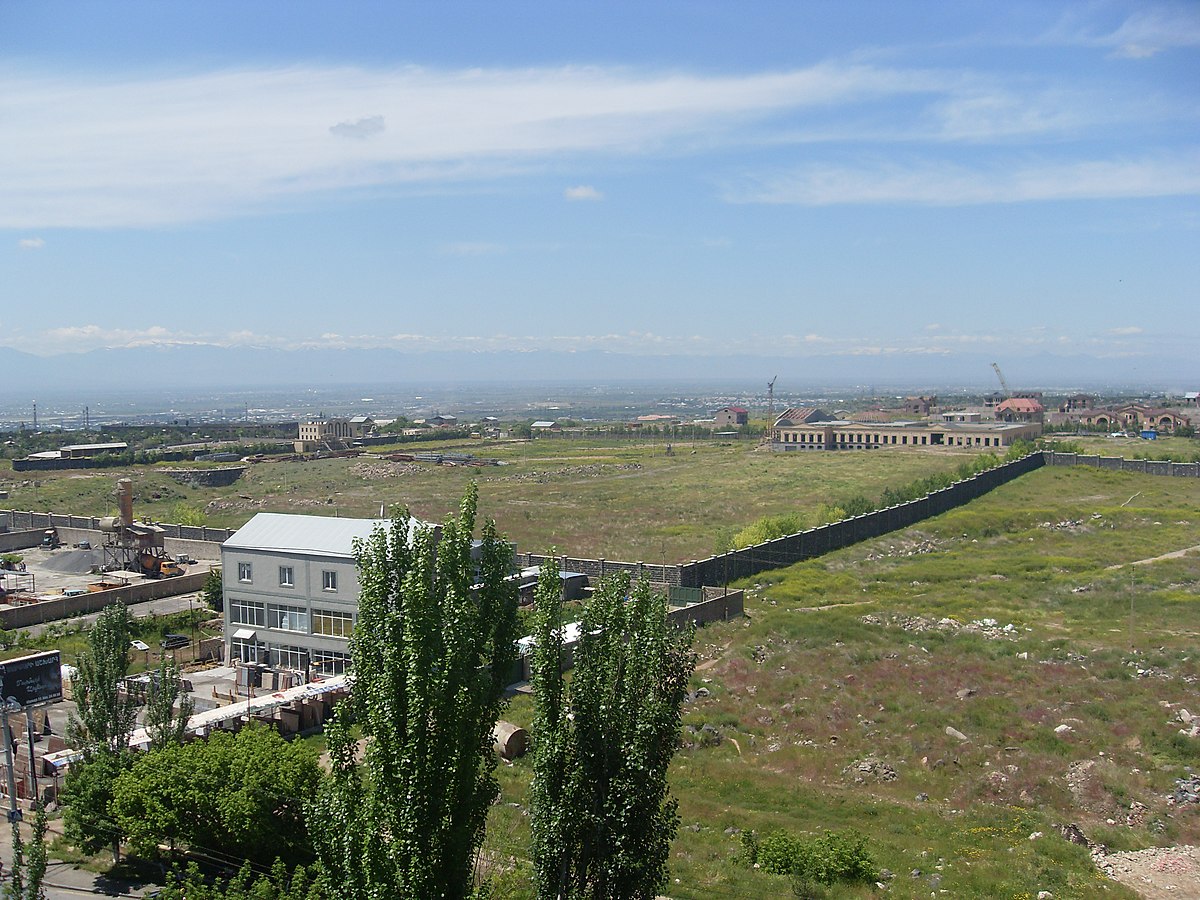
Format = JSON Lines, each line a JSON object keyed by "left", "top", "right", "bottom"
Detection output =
{"left": 63, "top": 603, "right": 139, "bottom": 859}
{"left": 310, "top": 483, "right": 520, "bottom": 899}
{"left": 529, "top": 565, "right": 695, "bottom": 900}
{"left": 144, "top": 658, "right": 194, "bottom": 750}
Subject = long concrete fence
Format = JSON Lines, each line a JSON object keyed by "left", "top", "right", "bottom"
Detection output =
{"left": 0, "top": 570, "right": 210, "bottom": 629}
{"left": 518, "top": 452, "right": 1047, "bottom": 588}
{"left": 5, "top": 448, "right": 1196, "bottom": 601}
{"left": 1044, "top": 451, "right": 1200, "bottom": 477}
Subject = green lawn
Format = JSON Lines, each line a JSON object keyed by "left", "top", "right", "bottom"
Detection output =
{"left": 2, "top": 439, "right": 980, "bottom": 561}
{"left": 486, "top": 465, "right": 1199, "bottom": 898}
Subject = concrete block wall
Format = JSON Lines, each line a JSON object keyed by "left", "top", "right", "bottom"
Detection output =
{"left": 0, "top": 569, "right": 209, "bottom": 629}
{"left": 1044, "top": 452, "right": 1200, "bottom": 478}
{"left": 0, "top": 530, "right": 44, "bottom": 553}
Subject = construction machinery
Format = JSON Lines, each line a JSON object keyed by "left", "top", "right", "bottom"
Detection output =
{"left": 100, "top": 479, "right": 186, "bottom": 578}
{"left": 991, "top": 362, "right": 1012, "bottom": 399}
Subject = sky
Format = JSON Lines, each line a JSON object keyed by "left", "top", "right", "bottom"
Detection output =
{"left": 2, "top": 1, "right": 1198, "bottom": 384}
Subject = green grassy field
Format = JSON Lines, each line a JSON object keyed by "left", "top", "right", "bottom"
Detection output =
{"left": 485, "top": 465, "right": 1200, "bottom": 898}
{"left": 1, "top": 438, "right": 981, "bottom": 562}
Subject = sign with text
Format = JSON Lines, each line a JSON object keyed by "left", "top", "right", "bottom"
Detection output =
{"left": 0, "top": 651, "right": 63, "bottom": 708}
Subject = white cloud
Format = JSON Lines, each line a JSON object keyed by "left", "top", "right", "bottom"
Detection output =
{"left": 9, "top": 321, "right": 1167, "bottom": 360}
{"left": 17, "top": 237, "right": 44, "bottom": 250}
{"left": 1, "top": 60, "right": 1098, "bottom": 228}
{"left": 564, "top": 185, "right": 603, "bottom": 201}
{"left": 329, "top": 115, "right": 386, "bottom": 140}
{"left": 1042, "top": 6, "right": 1200, "bottom": 59}
{"left": 725, "top": 152, "right": 1200, "bottom": 206}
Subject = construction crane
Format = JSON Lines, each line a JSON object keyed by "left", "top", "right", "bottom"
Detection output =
{"left": 767, "top": 375, "right": 777, "bottom": 428}
{"left": 991, "top": 362, "right": 1011, "bottom": 399}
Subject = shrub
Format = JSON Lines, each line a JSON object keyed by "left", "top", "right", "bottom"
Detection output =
{"left": 741, "top": 829, "right": 876, "bottom": 886}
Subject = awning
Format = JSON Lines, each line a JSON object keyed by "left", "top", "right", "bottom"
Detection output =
{"left": 232, "top": 629, "right": 256, "bottom": 640}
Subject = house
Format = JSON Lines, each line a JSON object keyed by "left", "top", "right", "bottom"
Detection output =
{"left": 1059, "top": 394, "right": 1093, "bottom": 413}
{"left": 1077, "top": 405, "right": 1191, "bottom": 434}
{"left": 903, "top": 396, "right": 938, "bottom": 416}
{"left": 994, "top": 397, "right": 1045, "bottom": 424}
{"left": 222, "top": 512, "right": 436, "bottom": 677}
{"left": 530, "top": 420, "right": 560, "bottom": 432}
{"left": 296, "top": 418, "right": 353, "bottom": 452}
{"left": 427, "top": 415, "right": 458, "bottom": 428}
{"left": 713, "top": 406, "right": 748, "bottom": 428}
{"left": 348, "top": 415, "right": 375, "bottom": 438}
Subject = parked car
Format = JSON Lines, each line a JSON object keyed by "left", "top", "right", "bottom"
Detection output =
{"left": 160, "top": 634, "right": 190, "bottom": 650}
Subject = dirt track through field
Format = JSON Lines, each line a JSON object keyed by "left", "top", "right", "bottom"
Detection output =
{"left": 1108, "top": 543, "right": 1200, "bottom": 569}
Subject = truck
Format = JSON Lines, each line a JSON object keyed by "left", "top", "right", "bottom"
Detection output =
{"left": 138, "top": 552, "right": 186, "bottom": 578}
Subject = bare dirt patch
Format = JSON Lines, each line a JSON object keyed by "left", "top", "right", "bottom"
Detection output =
{"left": 1096, "top": 845, "right": 1200, "bottom": 899}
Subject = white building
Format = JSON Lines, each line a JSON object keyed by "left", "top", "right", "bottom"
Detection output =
{"left": 221, "top": 512, "right": 431, "bottom": 677}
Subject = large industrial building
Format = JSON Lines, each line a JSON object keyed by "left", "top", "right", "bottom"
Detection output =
{"left": 772, "top": 418, "right": 1040, "bottom": 451}
{"left": 221, "top": 512, "right": 432, "bottom": 677}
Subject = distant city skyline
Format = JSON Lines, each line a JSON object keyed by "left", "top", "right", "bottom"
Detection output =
{"left": 2, "top": 1, "right": 1197, "bottom": 381}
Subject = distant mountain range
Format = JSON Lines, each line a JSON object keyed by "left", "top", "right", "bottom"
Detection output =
{"left": 0, "top": 344, "right": 1191, "bottom": 397}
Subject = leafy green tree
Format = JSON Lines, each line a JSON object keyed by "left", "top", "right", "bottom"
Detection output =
{"left": 67, "top": 603, "right": 137, "bottom": 753}
{"left": 144, "top": 658, "right": 194, "bottom": 750}
{"left": 5, "top": 802, "right": 49, "bottom": 900}
{"left": 200, "top": 567, "right": 223, "bottom": 613}
{"left": 170, "top": 501, "right": 207, "bottom": 526}
{"left": 529, "top": 565, "right": 695, "bottom": 900}
{"left": 110, "top": 724, "right": 321, "bottom": 864}
{"left": 63, "top": 603, "right": 138, "bottom": 859}
{"left": 154, "top": 860, "right": 326, "bottom": 900}
{"left": 310, "top": 483, "right": 520, "bottom": 899}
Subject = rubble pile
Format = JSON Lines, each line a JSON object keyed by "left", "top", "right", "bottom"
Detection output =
{"left": 350, "top": 461, "right": 425, "bottom": 479}
{"left": 844, "top": 757, "right": 898, "bottom": 783}
{"left": 502, "top": 463, "right": 642, "bottom": 484}
{"left": 1171, "top": 775, "right": 1200, "bottom": 806}
{"left": 859, "top": 614, "right": 1021, "bottom": 640}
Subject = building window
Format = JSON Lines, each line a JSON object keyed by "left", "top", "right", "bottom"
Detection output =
{"left": 267, "top": 604, "right": 308, "bottom": 633}
{"left": 312, "top": 608, "right": 354, "bottom": 638}
{"left": 229, "top": 598, "right": 266, "bottom": 627}
{"left": 237, "top": 562, "right": 253, "bottom": 583}
{"left": 279, "top": 566, "right": 294, "bottom": 587}
{"left": 230, "top": 638, "right": 260, "bottom": 663}
{"left": 269, "top": 644, "right": 308, "bottom": 670}
{"left": 311, "top": 650, "right": 351, "bottom": 676}
{"left": 322, "top": 570, "right": 338, "bottom": 592}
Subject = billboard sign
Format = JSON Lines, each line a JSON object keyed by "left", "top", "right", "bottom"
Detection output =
{"left": 0, "top": 651, "right": 63, "bottom": 708}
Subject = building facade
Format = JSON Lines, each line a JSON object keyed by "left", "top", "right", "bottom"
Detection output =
{"left": 221, "top": 513, "right": 429, "bottom": 677}
{"left": 772, "top": 420, "right": 1040, "bottom": 451}
{"left": 295, "top": 418, "right": 354, "bottom": 452}
{"left": 713, "top": 406, "right": 748, "bottom": 427}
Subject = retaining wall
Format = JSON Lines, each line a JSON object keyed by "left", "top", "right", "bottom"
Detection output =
{"left": 0, "top": 530, "right": 44, "bottom": 553}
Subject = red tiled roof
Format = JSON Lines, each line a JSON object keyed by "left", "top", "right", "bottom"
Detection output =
{"left": 996, "top": 398, "right": 1044, "bottom": 413}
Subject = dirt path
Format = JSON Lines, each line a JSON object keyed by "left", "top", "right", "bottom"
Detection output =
{"left": 1097, "top": 845, "right": 1200, "bottom": 898}
{"left": 1108, "top": 544, "right": 1200, "bottom": 569}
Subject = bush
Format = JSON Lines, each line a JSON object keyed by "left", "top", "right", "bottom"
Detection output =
{"left": 733, "top": 513, "right": 806, "bottom": 549}
{"left": 741, "top": 829, "right": 876, "bottom": 886}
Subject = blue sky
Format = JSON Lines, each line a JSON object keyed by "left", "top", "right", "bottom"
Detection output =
{"left": 2, "top": 1, "right": 1197, "bottom": 380}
